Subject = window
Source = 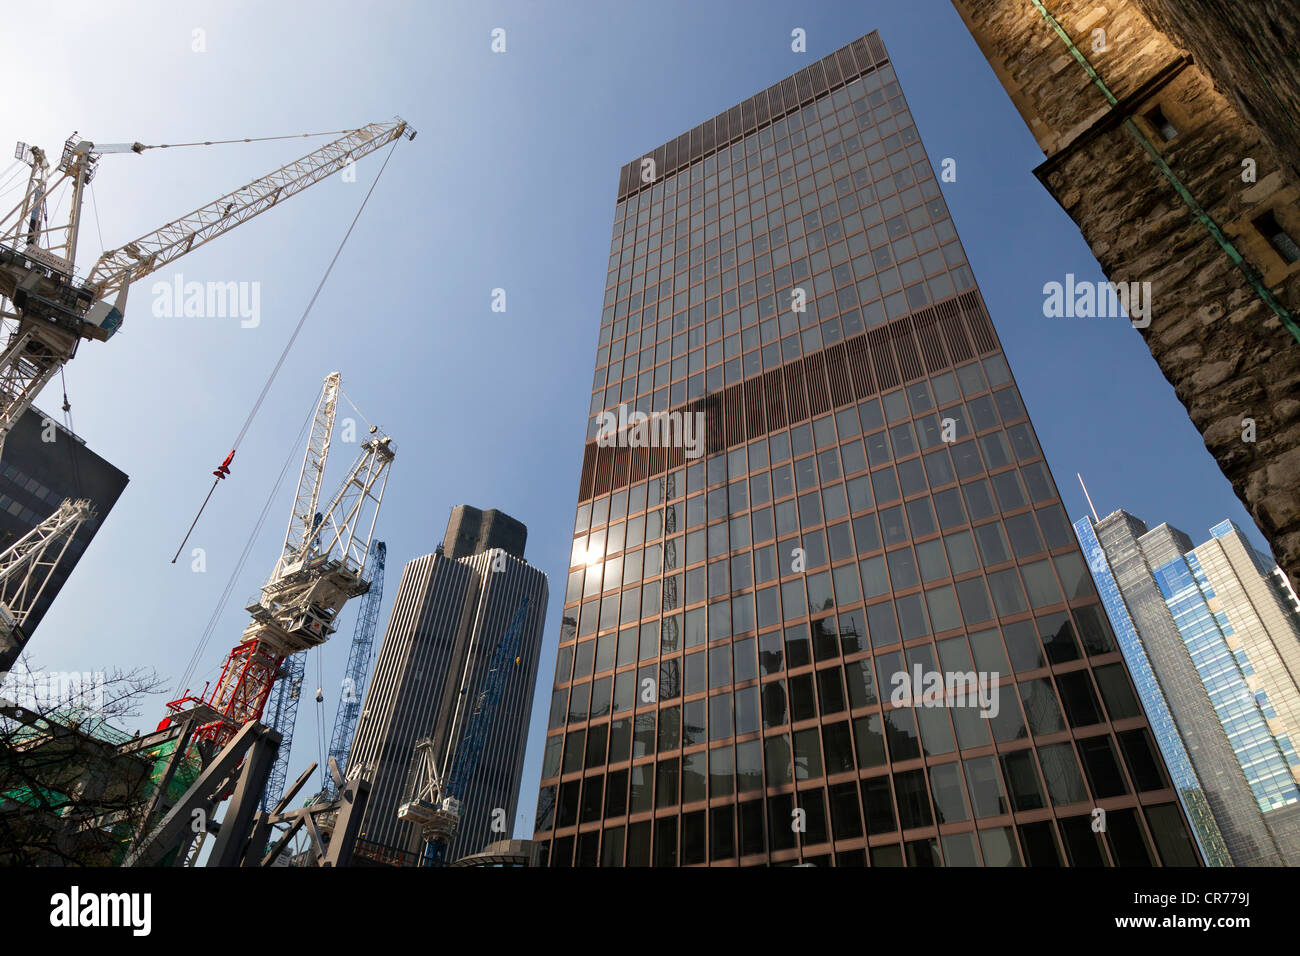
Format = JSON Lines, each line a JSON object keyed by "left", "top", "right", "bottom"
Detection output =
{"left": 1145, "top": 105, "right": 1177, "bottom": 141}
{"left": 1254, "top": 209, "right": 1300, "bottom": 264}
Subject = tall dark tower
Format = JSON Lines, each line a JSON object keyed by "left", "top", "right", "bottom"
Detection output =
{"left": 347, "top": 507, "right": 548, "bottom": 864}
{"left": 532, "top": 31, "right": 1202, "bottom": 867}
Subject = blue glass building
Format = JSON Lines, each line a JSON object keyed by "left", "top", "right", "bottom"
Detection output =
{"left": 1151, "top": 552, "right": 1300, "bottom": 812}
{"left": 1077, "top": 509, "right": 1300, "bottom": 865}
{"left": 1074, "top": 516, "right": 1230, "bottom": 865}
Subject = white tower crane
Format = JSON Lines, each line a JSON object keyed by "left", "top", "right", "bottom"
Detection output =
{"left": 0, "top": 120, "right": 415, "bottom": 459}
{"left": 0, "top": 497, "right": 94, "bottom": 672}
{"left": 166, "top": 373, "right": 393, "bottom": 751}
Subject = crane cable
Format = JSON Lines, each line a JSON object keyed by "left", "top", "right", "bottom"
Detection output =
{"left": 170, "top": 136, "right": 402, "bottom": 563}
{"left": 173, "top": 394, "right": 318, "bottom": 697}
{"left": 338, "top": 387, "right": 376, "bottom": 435}
{"left": 0, "top": 161, "right": 27, "bottom": 199}
{"left": 138, "top": 129, "right": 364, "bottom": 152}
{"left": 315, "top": 646, "right": 327, "bottom": 791}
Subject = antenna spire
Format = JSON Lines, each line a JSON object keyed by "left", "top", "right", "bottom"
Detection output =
{"left": 1077, "top": 473, "right": 1100, "bottom": 522}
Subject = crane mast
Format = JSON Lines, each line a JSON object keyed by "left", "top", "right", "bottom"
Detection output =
{"left": 322, "top": 539, "right": 386, "bottom": 802}
{"left": 166, "top": 373, "right": 394, "bottom": 749}
{"left": 258, "top": 372, "right": 338, "bottom": 810}
{"left": 0, "top": 120, "right": 414, "bottom": 459}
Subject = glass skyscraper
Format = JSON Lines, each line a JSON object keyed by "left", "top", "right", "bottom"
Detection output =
{"left": 533, "top": 31, "right": 1201, "bottom": 867}
{"left": 1074, "top": 517, "right": 1230, "bottom": 865}
{"left": 1078, "top": 510, "right": 1300, "bottom": 865}
{"left": 1154, "top": 555, "right": 1300, "bottom": 811}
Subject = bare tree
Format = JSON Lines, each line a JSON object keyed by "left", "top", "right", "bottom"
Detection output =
{"left": 0, "top": 659, "right": 166, "bottom": 866}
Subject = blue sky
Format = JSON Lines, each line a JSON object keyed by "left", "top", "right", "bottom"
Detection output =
{"left": 0, "top": 0, "right": 1270, "bottom": 838}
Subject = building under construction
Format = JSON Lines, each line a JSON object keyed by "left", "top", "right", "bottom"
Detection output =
{"left": 0, "top": 405, "right": 126, "bottom": 672}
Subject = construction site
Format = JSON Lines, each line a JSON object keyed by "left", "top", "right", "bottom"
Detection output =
{"left": 0, "top": 116, "right": 549, "bottom": 869}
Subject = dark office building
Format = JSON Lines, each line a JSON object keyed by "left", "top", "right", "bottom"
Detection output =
{"left": 533, "top": 32, "right": 1202, "bottom": 866}
{"left": 347, "top": 507, "right": 548, "bottom": 864}
{"left": 442, "top": 505, "right": 528, "bottom": 561}
{"left": 0, "top": 405, "right": 128, "bottom": 672}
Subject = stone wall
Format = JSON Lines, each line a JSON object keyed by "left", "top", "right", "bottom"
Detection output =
{"left": 952, "top": 0, "right": 1300, "bottom": 591}
{"left": 1132, "top": 0, "right": 1300, "bottom": 181}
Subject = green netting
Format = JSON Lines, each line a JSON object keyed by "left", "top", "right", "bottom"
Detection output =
{"left": 145, "top": 740, "right": 202, "bottom": 803}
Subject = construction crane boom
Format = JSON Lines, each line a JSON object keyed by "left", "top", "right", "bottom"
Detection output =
{"left": 0, "top": 497, "right": 94, "bottom": 672}
{"left": 0, "top": 120, "right": 414, "bottom": 459}
{"left": 84, "top": 122, "right": 412, "bottom": 304}
{"left": 398, "top": 595, "right": 530, "bottom": 867}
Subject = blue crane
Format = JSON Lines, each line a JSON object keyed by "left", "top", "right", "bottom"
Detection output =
{"left": 399, "top": 595, "right": 530, "bottom": 867}
{"left": 322, "top": 539, "right": 386, "bottom": 800}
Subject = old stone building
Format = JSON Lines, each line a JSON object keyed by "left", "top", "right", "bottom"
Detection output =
{"left": 951, "top": 0, "right": 1300, "bottom": 590}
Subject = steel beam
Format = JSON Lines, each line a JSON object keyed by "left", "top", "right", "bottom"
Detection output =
{"left": 120, "top": 721, "right": 262, "bottom": 867}
{"left": 207, "top": 726, "right": 281, "bottom": 867}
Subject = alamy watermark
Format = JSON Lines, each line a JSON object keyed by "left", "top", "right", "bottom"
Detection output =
{"left": 1042, "top": 273, "right": 1151, "bottom": 328}
{"left": 888, "top": 665, "right": 1000, "bottom": 719}
{"left": 595, "top": 403, "right": 705, "bottom": 459}
{"left": 0, "top": 668, "right": 107, "bottom": 715}
{"left": 151, "top": 273, "right": 260, "bottom": 328}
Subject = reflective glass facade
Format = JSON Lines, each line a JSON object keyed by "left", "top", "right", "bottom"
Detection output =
{"left": 533, "top": 32, "right": 1201, "bottom": 867}
{"left": 1074, "top": 516, "right": 1230, "bottom": 865}
{"left": 1152, "top": 553, "right": 1300, "bottom": 812}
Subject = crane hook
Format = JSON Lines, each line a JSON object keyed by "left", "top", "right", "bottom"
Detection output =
{"left": 212, "top": 449, "right": 235, "bottom": 480}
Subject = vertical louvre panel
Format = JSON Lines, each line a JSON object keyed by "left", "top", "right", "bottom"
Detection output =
{"left": 912, "top": 308, "right": 949, "bottom": 373}
{"left": 937, "top": 299, "right": 973, "bottom": 363}
{"left": 851, "top": 38, "right": 873, "bottom": 74}
{"left": 649, "top": 445, "right": 665, "bottom": 477}
{"left": 867, "top": 327, "right": 899, "bottom": 390}
{"left": 745, "top": 377, "right": 766, "bottom": 438}
{"left": 754, "top": 90, "right": 770, "bottom": 127}
{"left": 781, "top": 77, "right": 798, "bottom": 113}
{"left": 866, "top": 33, "right": 887, "bottom": 64}
{"left": 631, "top": 444, "right": 648, "bottom": 482}
{"left": 891, "top": 321, "right": 924, "bottom": 383}
{"left": 823, "top": 52, "right": 843, "bottom": 88}
{"left": 795, "top": 69, "right": 813, "bottom": 102}
{"left": 845, "top": 334, "right": 874, "bottom": 397}
{"left": 784, "top": 363, "right": 808, "bottom": 423}
{"left": 594, "top": 444, "right": 613, "bottom": 496}
{"left": 579, "top": 443, "right": 597, "bottom": 501}
{"left": 959, "top": 290, "right": 998, "bottom": 355}
{"left": 704, "top": 396, "right": 725, "bottom": 456}
{"left": 767, "top": 80, "right": 783, "bottom": 116}
{"left": 741, "top": 98, "right": 755, "bottom": 134}
{"left": 764, "top": 369, "right": 786, "bottom": 431}
{"left": 613, "top": 445, "right": 630, "bottom": 490}
{"left": 836, "top": 48, "right": 857, "bottom": 82}
{"left": 809, "top": 61, "right": 828, "bottom": 96}
{"left": 825, "top": 343, "right": 854, "bottom": 407}
{"left": 724, "top": 384, "right": 744, "bottom": 449}
{"left": 804, "top": 353, "right": 831, "bottom": 416}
